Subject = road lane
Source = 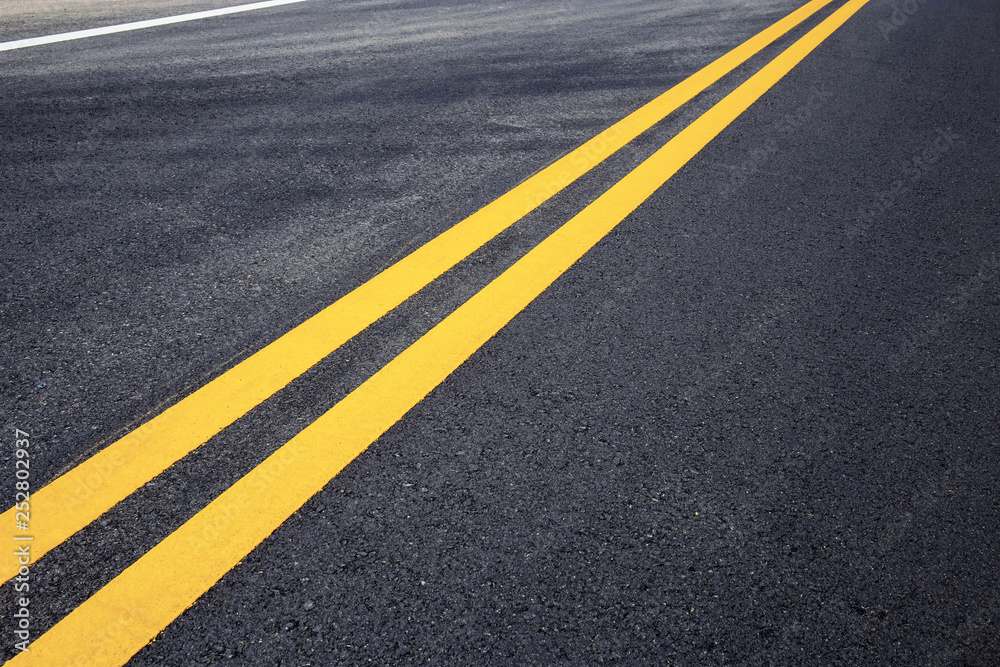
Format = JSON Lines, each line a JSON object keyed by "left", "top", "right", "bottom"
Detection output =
{"left": 1, "top": 0, "right": 808, "bottom": 503}
{"left": 0, "top": 0, "right": 834, "bottom": 587}
{"left": 2, "top": 0, "right": 998, "bottom": 664}
{"left": 6, "top": 4, "right": 872, "bottom": 663}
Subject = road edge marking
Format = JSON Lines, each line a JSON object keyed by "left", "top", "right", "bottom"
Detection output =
{"left": 0, "top": 0, "right": 312, "bottom": 52}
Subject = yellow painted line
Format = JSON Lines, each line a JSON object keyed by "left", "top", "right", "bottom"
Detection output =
{"left": 10, "top": 2, "right": 870, "bottom": 664}
{"left": 0, "top": 0, "right": 834, "bottom": 584}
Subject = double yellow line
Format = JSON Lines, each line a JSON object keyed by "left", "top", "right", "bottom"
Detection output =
{"left": 7, "top": 0, "right": 869, "bottom": 663}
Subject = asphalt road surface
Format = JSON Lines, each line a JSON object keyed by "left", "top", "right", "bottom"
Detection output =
{"left": 1, "top": 0, "right": 998, "bottom": 664}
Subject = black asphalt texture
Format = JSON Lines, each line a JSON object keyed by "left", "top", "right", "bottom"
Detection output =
{"left": 2, "top": 0, "right": 999, "bottom": 664}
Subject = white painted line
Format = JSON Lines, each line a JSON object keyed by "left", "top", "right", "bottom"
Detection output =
{"left": 0, "top": 0, "right": 311, "bottom": 52}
